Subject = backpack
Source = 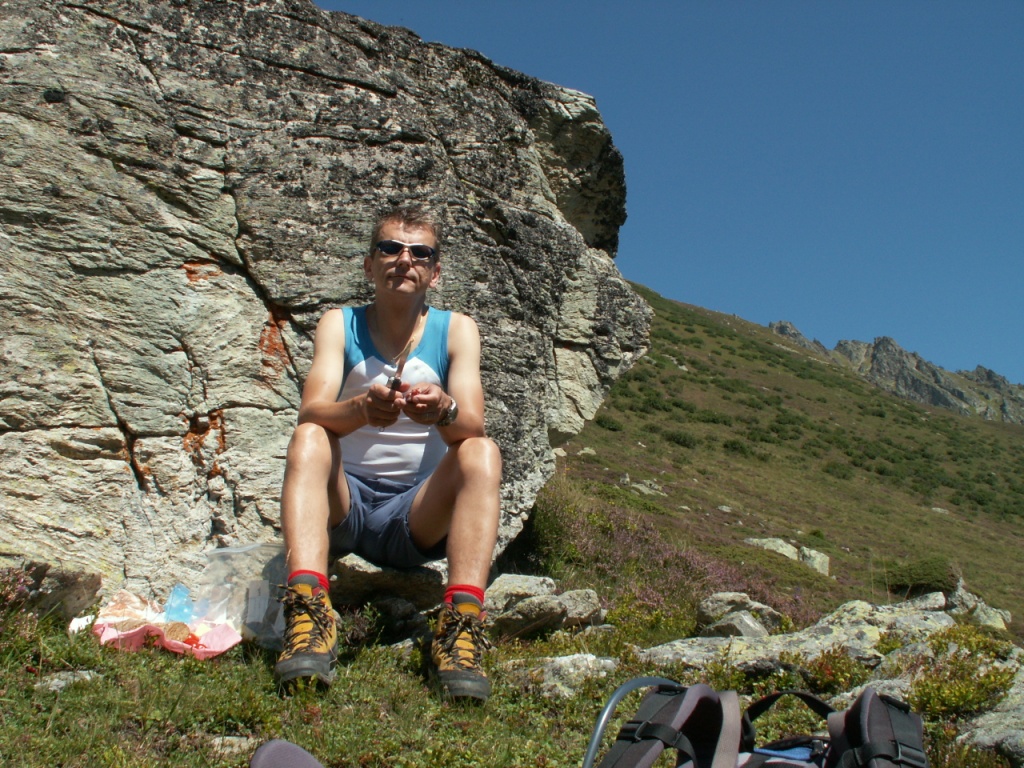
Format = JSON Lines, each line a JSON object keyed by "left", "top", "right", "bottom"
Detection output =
{"left": 581, "top": 677, "right": 928, "bottom": 768}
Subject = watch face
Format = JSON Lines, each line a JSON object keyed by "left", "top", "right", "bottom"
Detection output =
{"left": 439, "top": 399, "right": 458, "bottom": 426}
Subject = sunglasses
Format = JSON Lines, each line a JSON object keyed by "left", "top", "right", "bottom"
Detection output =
{"left": 375, "top": 240, "right": 437, "bottom": 262}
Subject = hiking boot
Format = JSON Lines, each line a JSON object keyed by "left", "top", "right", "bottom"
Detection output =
{"left": 274, "top": 581, "right": 339, "bottom": 689}
{"left": 430, "top": 601, "right": 492, "bottom": 702}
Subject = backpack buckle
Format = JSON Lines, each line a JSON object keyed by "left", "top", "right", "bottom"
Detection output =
{"left": 893, "top": 740, "right": 928, "bottom": 768}
{"left": 620, "top": 720, "right": 670, "bottom": 744}
{"left": 617, "top": 720, "right": 643, "bottom": 742}
{"left": 619, "top": 719, "right": 690, "bottom": 750}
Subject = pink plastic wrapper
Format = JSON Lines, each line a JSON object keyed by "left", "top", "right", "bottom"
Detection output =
{"left": 93, "top": 620, "right": 242, "bottom": 660}
{"left": 91, "top": 589, "right": 242, "bottom": 659}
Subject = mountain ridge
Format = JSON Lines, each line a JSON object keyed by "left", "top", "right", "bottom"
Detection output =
{"left": 769, "top": 320, "right": 1024, "bottom": 425}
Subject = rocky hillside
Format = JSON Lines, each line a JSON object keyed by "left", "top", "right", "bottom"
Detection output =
{"left": 0, "top": 0, "right": 649, "bottom": 597}
{"left": 561, "top": 288, "right": 1024, "bottom": 629}
{"left": 770, "top": 321, "right": 1024, "bottom": 425}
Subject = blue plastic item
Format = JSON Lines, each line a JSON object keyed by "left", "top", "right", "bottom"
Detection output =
{"left": 164, "top": 583, "right": 194, "bottom": 623}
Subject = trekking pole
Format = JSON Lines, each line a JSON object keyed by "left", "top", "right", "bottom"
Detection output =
{"left": 581, "top": 676, "right": 683, "bottom": 768}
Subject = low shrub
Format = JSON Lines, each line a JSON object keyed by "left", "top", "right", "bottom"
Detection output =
{"left": 801, "top": 645, "right": 871, "bottom": 694}
{"left": 886, "top": 556, "right": 960, "bottom": 597}
{"left": 595, "top": 413, "right": 624, "bottom": 431}
{"left": 925, "top": 623, "right": 1013, "bottom": 659}
{"left": 823, "top": 461, "right": 854, "bottom": 480}
{"left": 0, "top": 567, "right": 38, "bottom": 653}
{"left": 695, "top": 409, "right": 734, "bottom": 425}
{"left": 926, "top": 724, "right": 1013, "bottom": 768}
{"left": 665, "top": 429, "right": 698, "bottom": 448}
{"left": 723, "top": 439, "right": 769, "bottom": 461}
{"left": 875, "top": 630, "right": 905, "bottom": 656}
{"left": 745, "top": 695, "right": 828, "bottom": 745}
{"left": 909, "top": 625, "right": 1016, "bottom": 719}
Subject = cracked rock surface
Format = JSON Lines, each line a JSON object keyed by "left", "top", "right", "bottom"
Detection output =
{"left": 0, "top": 0, "right": 650, "bottom": 596}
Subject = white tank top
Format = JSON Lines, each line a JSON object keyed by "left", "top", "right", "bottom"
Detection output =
{"left": 337, "top": 306, "right": 451, "bottom": 484}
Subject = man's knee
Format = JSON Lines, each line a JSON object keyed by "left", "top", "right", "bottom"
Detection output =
{"left": 286, "top": 422, "right": 337, "bottom": 469}
{"left": 453, "top": 436, "right": 502, "bottom": 483}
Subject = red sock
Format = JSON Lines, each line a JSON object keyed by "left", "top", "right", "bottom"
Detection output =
{"left": 288, "top": 570, "right": 330, "bottom": 593}
{"left": 445, "top": 583, "right": 485, "bottom": 607}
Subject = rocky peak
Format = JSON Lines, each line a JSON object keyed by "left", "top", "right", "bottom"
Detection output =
{"left": 767, "top": 321, "right": 829, "bottom": 356}
{"left": 772, "top": 323, "right": 1024, "bottom": 425}
{"left": 962, "top": 365, "right": 1018, "bottom": 394}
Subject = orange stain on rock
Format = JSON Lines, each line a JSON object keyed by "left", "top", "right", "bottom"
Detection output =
{"left": 258, "top": 309, "right": 290, "bottom": 378}
{"left": 183, "top": 410, "right": 226, "bottom": 461}
{"left": 182, "top": 262, "right": 222, "bottom": 283}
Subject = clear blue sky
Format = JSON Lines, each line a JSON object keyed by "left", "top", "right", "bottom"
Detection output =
{"left": 315, "top": 2, "right": 1024, "bottom": 385}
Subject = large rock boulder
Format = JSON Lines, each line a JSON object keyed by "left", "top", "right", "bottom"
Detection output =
{"left": 0, "top": 0, "right": 650, "bottom": 598}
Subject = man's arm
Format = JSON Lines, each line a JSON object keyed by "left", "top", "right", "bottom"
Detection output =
{"left": 297, "top": 309, "right": 407, "bottom": 434}
{"left": 440, "top": 312, "right": 486, "bottom": 441}
{"left": 403, "top": 312, "right": 486, "bottom": 442}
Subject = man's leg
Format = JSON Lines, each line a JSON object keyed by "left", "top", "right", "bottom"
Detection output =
{"left": 281, "top": 423, "right": 351, "bottom": 574}
{"left": 408, "top": 435, "right": 502, "bottom": 588}
{"left": 276, "top": 422, "right": 350, "bottom": 688}
{"left": 408, "top": 436, "right": 502, "bottom": 701}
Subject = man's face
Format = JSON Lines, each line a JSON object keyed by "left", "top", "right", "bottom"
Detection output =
{"left": 364, "top": 220, "right": 441, "bottom": 295}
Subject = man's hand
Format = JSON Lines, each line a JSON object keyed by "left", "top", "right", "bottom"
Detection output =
{"left": 364, "top": 380, "right": 410, "bottom": 428}
{"left": 402, "top": 382, "right": 449, "bottom": 425}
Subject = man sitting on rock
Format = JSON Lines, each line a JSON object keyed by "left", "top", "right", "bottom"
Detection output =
{"left": 275, "top": 203, "right": 502, "bottom": 702}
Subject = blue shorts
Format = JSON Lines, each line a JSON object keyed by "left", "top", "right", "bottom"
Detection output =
{"left": 329, "top": 473, "right": 447, "bottom": 568}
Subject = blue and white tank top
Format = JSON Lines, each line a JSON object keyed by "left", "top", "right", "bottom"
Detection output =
{"left": 338, "top": 305, "right": 451, "bottom": 483}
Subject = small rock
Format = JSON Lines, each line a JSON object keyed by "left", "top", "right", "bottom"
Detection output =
{"left": 559, "top": 589, "right": 602, "bottom": 628}
{"left": 799, "top": 547, "right": 830, "bottom": 576}
{"left": 331, "top": 554, "right": 445, "bottom": 610}
{"left": 485, "top": 574, "right": 556, "bottom": 613}
{"left": 209, "top": 736, "right": 260, "bottom": 758}
{"left": 745, "top": 537, "right": 799, "bottom": 561}
{"left": 530, "top": 653, "right": 618, "bottom": 698}
{"left": 699, "top": 592, "right": 786, "bottom": 632}
{"left": 34, "top": 670, "right": 102, "bottom": 693}
{"left": 700, "top": 610, "right": 769, "bottom": 639}
{"left": 490, "top": 594, "right": 566, "bottom": 639}
{"left": 372, "top": 596, "right": 429, "bottom": 639}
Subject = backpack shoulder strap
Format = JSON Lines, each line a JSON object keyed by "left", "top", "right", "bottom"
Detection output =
{"left": 741, "top": 690, "right": 836, "bottom": 751}
{"left": 825, "top": 688, "right": 928, "bottom": 768}
{"left": 587, "top": 681, "right": 741, "bottom": 768}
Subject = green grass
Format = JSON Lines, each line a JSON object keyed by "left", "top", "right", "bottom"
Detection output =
{"left": 4, "top": 611, "right": 1011, "bottom": 768}
{"left": 0, "top": 610, "right": 634, "bottom": 768}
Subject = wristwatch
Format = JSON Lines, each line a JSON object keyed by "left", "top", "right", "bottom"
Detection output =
{"left": 436, "top": 396, "right": 459, "bottom": 427}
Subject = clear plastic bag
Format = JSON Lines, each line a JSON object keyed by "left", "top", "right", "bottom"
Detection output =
{"left": 89, "top": 541, "right": 288, "bottom": 657}
{"left": 192, "top": 541, "right": 288, "bottom": 649}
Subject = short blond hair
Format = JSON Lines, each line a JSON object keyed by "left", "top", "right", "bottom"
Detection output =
{"left": 370, "top": 204, "right": 444, "bottom": 257}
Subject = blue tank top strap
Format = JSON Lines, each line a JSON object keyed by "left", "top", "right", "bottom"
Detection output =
{"left": 342, "top": 306, "right": 372, "bottom": 383}
{"left": 418, "top": 308, "right": 451, "bottom": 389}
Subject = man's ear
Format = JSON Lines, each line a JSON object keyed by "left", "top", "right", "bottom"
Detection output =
{"left": 428, "top": 261, "right": 441, "bottom": 288}
{"left": 363, "top": 253, "right": 374, "bottom": 280}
